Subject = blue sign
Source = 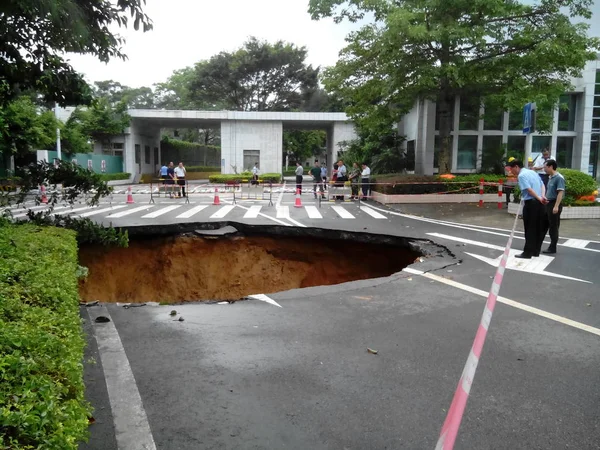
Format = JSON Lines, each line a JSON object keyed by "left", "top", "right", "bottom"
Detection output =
{"left": 523, "top": 103, "right": 532, "bottom": 134}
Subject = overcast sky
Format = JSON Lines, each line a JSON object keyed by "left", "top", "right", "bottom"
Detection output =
{"left": 66, "top": 0, "right": 600, "bottom": 89}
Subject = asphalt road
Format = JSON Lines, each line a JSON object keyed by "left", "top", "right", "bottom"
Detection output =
{"left": 18, "top": 185, "right": 598, "bottom": 450}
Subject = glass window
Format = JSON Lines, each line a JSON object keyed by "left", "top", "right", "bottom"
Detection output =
{"left": 594, "top": 107, "right": 600, "bottom": 118}
{"left": 532, "top": 136, "right": 551, "bottom": 154}
{"left": 112, "top": 143, "right": 124, "bottom": 150}
{"left": 589, "top": 134, "right": 599, "bottom": 178}
{"left": 457, "top": 135, "right": 477, "bottom": 169}
{"left": 596, "top": 70, "right": 600, "bottom": 84}
{"left": 508, "top": 111, "right": 522, "bottom": 130}
{"left": 134, "top": 144, "right": 140, "bottom": 164}
{"left": 154, "top": 147, "right": 159, "bottom": 166}
{"left": 435, "top": 100, "right": 455, "bottom": 131}
{"left": 434, "top": 135, "right": 453, "bottom": 169}
{"left": 459, "top": 96, "right": 480, "bottom": 130}
{"left": 593, "top": 96, "right": 600, "bottom": 107}
{"left": 556, "top": 137, "right": 573, "bottom": 169}
{"left": 558, "top": 94, "right": 577, "bottom": 131}
{"left": 481, "top": 136, "right": 503, "bottom": 172}
{"left": 483, "top": 102, "right": 504, "bottom": 130}
{"left": 593, "top": 118, "right": 600, "bottom": 131}
{"left": 144, "top": 145, "right": 150, "bottom": 164}
{"left": 507, "top": 136, "right": 525, "bottom": 160}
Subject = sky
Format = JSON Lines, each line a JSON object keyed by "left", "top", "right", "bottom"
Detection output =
{"left": 66, "top": 0, "right": 600, "bottom": 89}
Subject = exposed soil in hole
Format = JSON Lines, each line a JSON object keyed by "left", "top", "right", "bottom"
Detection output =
{"left": 78, "top": 235, "right": 420, "bottom": 303}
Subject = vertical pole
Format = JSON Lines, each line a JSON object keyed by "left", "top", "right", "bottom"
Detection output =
{"left": 478, "top": 178, "right": 484, "bottom": 208}
{"left": 498, "top": 179, "right": 503, "bottom": 209}
{"left": 54, "top": 103, "right": 62, "bottom": 160}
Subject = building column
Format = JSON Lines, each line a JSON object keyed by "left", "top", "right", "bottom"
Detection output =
{"left": 415, "top": 99, "right": 436, "bottom": 175}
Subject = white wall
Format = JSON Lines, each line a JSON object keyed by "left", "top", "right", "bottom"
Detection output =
{"left": 220, "top": 120, "right": 283, "bottom": 174}
{"left": 124, "top": 123, "right": 161, "bottom": 176}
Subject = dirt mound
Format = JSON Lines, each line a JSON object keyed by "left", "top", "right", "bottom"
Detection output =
{"left": 78, "top": 235, "right": 418, "bottom": 303}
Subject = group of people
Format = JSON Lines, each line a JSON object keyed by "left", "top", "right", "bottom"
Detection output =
{"left": 508, "top": 151, "right": 565, "bottom": 258}
{"left": 159, "top": 162, "right": 187, "bottom": 198}
{"left": 296, "top": 159, "right": 371, "bottom": 200}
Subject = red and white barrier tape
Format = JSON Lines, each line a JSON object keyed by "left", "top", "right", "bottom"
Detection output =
{"left": 435, "top": 199, "right": 524, "bottom": 450}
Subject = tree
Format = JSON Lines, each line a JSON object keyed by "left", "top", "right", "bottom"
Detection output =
{"left": 0, "top": 97, "right": 57, "bottom": 159}
{"left": 189, "top": 37, "right": 319, "bottom": 111}
{"left": 283, "top": 130, "right": 326, "bottom": 162}
{"left": 70, "top": 98, "right": 131, "bottom": 148}
{"left": 309, "top": 0, "right": 600, "bottom": 173}
{"left": 93, "top": 80, "right": 155, "bottom": 108}
{"left": 154, "top": 67, "right": 200, "bottom": 110}
{"left": 1, "top": 0, "right": 152, "bottom": 107}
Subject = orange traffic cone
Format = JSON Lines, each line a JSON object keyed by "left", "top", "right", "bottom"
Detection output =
{"left": 213, "top": 187, "right": 221, "bottom": 205}
{"left": 294, "top": 188, "right": 302, "bottom": 208}
{"left": 40, "top": 185, "right": 48, "bottom": 204}
{"left": 126, "top": 186, "right": 135, "bottom": 204}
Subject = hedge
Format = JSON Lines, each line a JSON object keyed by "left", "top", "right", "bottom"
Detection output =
{"left": 186, "top": 166, "right": 220, "bottom": 173}
{"left": 98, "top": 172, "right": 130, "bottom": 182}
{"left": 0, "top": 222, "right": 91, "bottom": 449}
{"left": 373, "top": 174, "right": 506, "bottom": 195}
{"left": 209, "top": 172, "right": 282, "bottom": 184}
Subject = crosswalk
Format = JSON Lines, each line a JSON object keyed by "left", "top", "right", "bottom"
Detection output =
{"left": 4, "top": 201, "right": 391, "bottom": 224}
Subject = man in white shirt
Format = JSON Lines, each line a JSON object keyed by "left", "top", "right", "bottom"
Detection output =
{"left": 174, "top": 162, "right": 187, "bottom": 197}
{"left": 295, "top": 162, "right": 304, "bottom": 194}
{"left": 251, "top": 162, "right": 259, "bottom": 185}
{"left": 361, "top": 162, "right": 371, "bottom": 200}
{"left": 532, "top": 148, "right": 551, "bottom": 187}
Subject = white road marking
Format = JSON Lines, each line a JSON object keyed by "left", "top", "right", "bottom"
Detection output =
{"left": 331, "top": 205, "right": 355, "bottom": 219}
{"left": 427, "top": 233, "right": 505, "bottom": 251}
{"left": 222, "top": 200, "right": 291, "bottom": 227}
{"left": 105, "top": 205, "right": 154, "bottom": 218}
{"left": 275, "top": 181, "right": 286, "bottom": 209}
{"left": 403, "top": 268, "right": 600, "bottom": 337}
{"left": 360, "top": 205, "right": 387, "bottom": 219}
{"left": 248, "top": 294, "right": 282, "bottom": 308}
{"left": 77, "top": 205, "right": 127, "bottom": 218}
{"left": 562, "top": 239, "right": 590, "bottom": 249}
{"left": 87, "top": 308, "right": 157, "bottom": 450}
{"left": 210, "top": 205, "right": 236, "bottom": 219}
{"left": 54, "top": 205, "right": 102, "bottom": 215}
{"left": 244, "top": 205, "right": 263, "bottom": 218}
{"left": 305, "top": 205, "right": 323, "bottom": 219}
{"left": 285, "top": 216, "right": 307, "bottom": 228}
{"left": 276, "top": 206, "right": 289, "bottom": 219}
{"left": 141, "top": 205, "right": 182, "bottom": 219}
{"left": 176, "top": 205, "right": 208, "bottom": 219}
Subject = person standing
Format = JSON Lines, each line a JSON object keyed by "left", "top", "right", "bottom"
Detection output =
{"left": 348, "top": 162, "right": 361, "bottom": 200}
{"left": 295, "top": 162, "right": 304, "bottom": 194}
{"left": 251, "top": 162, "right": 260, "bottom": 185}
{"left": 508, "top": 160, "right": 547, "bottom": 259}
{"left": 159, "top": 163, "right": 168, "bottom": 179}
{"left": 336, "top": 160, "right": 347, "bottom": 200}
{"left": 174, "top": 161, "right": 187, "bottom": 198}
{"left": 166, "top": 161, "right": 176, "bottom": 198}
{"left": 541, "top": 159, "right": 565, "bottom": 254}
{"left": 310, "top": 160, "right": 324, "bottom": 199}
{"left": 320, "top": 163, "right": 327, "bottom": 191}
{"left": 533, "top": 148, "right": 552, "bottom": 187}
{"left": 361, "top": 162, "right": 371, "bottom": 200}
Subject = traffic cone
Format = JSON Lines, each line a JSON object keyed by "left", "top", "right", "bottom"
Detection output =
{"left": 294, "top": 188, "right": 302, "bottom": 208}
{"left": 213, "top": 187, "right": 221, "bottom": 205}
{"left": 126, "top": 186, "right": 135, "bottom": 204}
{"left": 40, "top": 185, "right": 48, "bottom": 204}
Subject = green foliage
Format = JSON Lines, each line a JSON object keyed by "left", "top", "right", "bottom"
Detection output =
{"left": 0, "top": 97, "right": 58, "bottom": 158}
{"left": 209, "top": 173, "right": 282, "bottom": 184}
{"left": 189, "top": 37, "right": 319, "bottom": 111}
{"left": 559, "top": 169, "right": 597, "bottom": 205}
{"left": 68, "top": 98, "right": 131, "bottom": 148}
{"left": 0, "top": 0, "right": 152, "bottom": 107}
{"left": 0, "top": 224, "right": 91, "bottom": 448}
{"left": 160, "top": 136, "right": 219, "bottom": 152}
{"left": 185, "top": 166, "right": 220, "bottom": 173}
{"left": 92, "top": 80, "right": 155, "bottom": 108}
{"left": 310, "top": 0, "right": 600, "bottom": 174}
{"left": 282, "top": 169, "right": 297, "bottom": 176}
{"left": 480, "top": 145, "right": 506, "bottom": 175}
{"left": 154, "top": 67, "right": 199, "bottom": 110}
{"left": 283, "top": 130, "right": 326, "bottom": 162}
{"left": 373, "top": 173, "right": 507, "bottom": 194}
{"left": 98, "top": 172, "right": 131, "bottom": 181}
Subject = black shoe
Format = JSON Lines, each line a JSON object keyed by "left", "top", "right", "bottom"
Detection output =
{"left": 542, "top": 248, "right": 556, "bottom": 254}
{"left": 515, "top": 253, "right": 532, "bottom": 259}
{"left": 533, "top": 253, "right": 540, "bottom": 257}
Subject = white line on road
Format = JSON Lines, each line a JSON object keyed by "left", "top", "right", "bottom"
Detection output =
{"left": 427, "top": 233, "right": 506, "bottom": 251}
{"left": 210, "top": 205, "right": 236, "bottom": 219}
{"left": 77, "top": 205, "right": 127, "bottom": 218}
{"left": 141, "top": 205, "right": 182, "bottom": 219}
{"left": 248, "top": 294, "right": 282, "bottom": 308}
{"left": 87, "top": 308, "right": 157, "bottom": 450}
{"left": 275, "top": 181, "right": 286, "bottom": 209}
{"left": 244, "top": 205, "right": 263, "bottom": 218}
{"left": 331, "top": 205, "right": 355, "bottom": 219}
{"left": 105, "top": 205, "right": 153, "bottom": 219}
{"left": 176, "top": 205, "right": 208, "bottom": 219}
{"left": 276, "top": 206, "right": 289, "bottom": 219}
{"left": 221, "top": 200, "right": 291, "bottom": 227}
{"left": 54, "top": 205, "right": 102, "bottom": 215}
{"left": 403, "top": 267, "right": 600, "bottom": 337}
{"left": 305, "top": 205, "right": 323, "bottom": 219}
{"left": 562, "top": 239, "right": 590, "bottom": 249}
{"left": 11, "top": 205, "right": 72, "bottom": 219}
{"left": 359, "top": 205, "right": 387, "bottom": 219}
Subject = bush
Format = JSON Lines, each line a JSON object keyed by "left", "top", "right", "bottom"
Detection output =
{"left": 209, "top": 172, "right": 282, "bottom": 184}
{"left": 373, "top": 174, "right": 506, "bottom": 195}
{"left": 282, "top": 169, "right": 296, "bottom": 177}
{"left": 0, "top": 224, "right": 91, "bottom": 449}
{"left": 186, "top": 166, "right": 220, "bottom": 173}
{"left": 512, "top": 169, "right": 598, "bottom": 206}
{"left": 98, "top": 172, "right": 130, "bottom": 182}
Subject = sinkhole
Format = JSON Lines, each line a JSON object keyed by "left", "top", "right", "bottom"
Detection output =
{"left": 78, "top": 226, "right": 425, "bottom": 303}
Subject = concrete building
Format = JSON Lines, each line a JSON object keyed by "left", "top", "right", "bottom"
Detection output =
{"left": 399, "top": 57, "right": 600, "bottom": 180}
{"left": 123, "top": 110, "right": 356, "bottom": 176}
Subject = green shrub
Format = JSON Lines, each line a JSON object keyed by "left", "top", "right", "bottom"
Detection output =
{"left": 512, "top": 169, "right": 597, "bottom": 205}
{"left": 373, "top": 174, "right": 506, "bottom": 195}
{"left": 186, "top": 166, "right": 220, "bottom": 173}
{"left": 0, "top": 224, "right": 91, "bottom": 449}
{"left": 282, "top": 169, "right": 296, "bottom": 177}
{"left": 209, "top": 172, "right": 282, "bottom": 184}
{"left": 98, "top": 172, "right": 130, "bottom": 182}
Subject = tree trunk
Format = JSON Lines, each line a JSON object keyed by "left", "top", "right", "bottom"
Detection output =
{"left": 437, "top": 87, "right": 453, "bottom": 174}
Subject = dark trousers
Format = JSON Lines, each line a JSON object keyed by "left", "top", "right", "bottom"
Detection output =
{"left": 177, "top": 178, "right": 186, "bottom": 197}
{"left": 361, "top": 178, "right": 370, "bottom": 198}
{"left": 541, "top": 200, "right": 562, "bottom": 251}
{"left": 522, "top": 199, "right": 545, "bottom": 256}
{"left": 295, "top": 175, "right": 303, "bottom": 194}
{"left": 539, "top": 173, "right": 549, "bottom": 188}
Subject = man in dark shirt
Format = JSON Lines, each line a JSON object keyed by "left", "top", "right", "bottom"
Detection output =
{"left": 540, "top": 159, "right": 565, "bottom": 254}
{"left": 166, "top": 162, "right": 176, "bottom": 198}
{"left": 310, "top": 160, "right": 324, "bottom": 199}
